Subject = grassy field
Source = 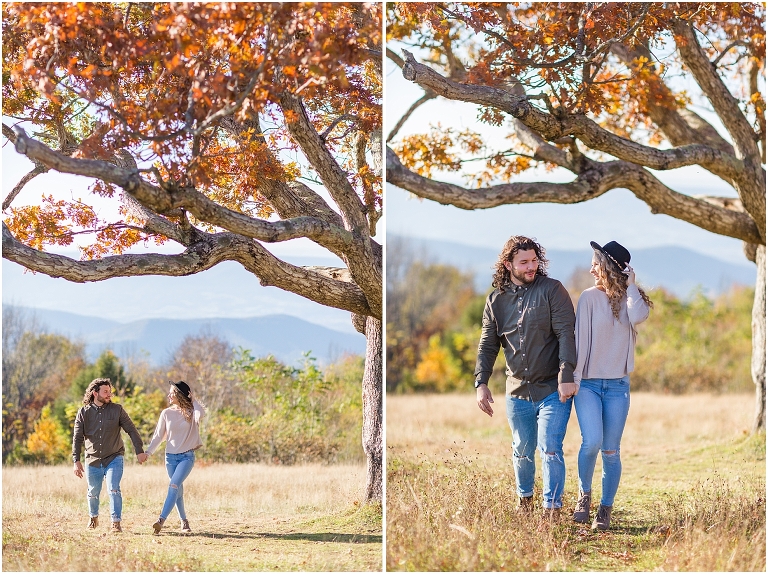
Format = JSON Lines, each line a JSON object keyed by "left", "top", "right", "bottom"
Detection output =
{"left": 3, "top": 462, "right": 382, "bottom": 571}
{"left": 386, "top": 392, "right": 765, "bottom": 571}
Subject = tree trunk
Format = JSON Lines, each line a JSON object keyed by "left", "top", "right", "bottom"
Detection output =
{"left": 752, "top": 244, "right": 766, "bottom": 432}
{"left": 362, "top": 316, "right": 383, "bottom": 503}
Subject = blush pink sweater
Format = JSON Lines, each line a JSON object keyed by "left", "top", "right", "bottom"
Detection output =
{"left": 573, "top": 284, "right": 650, "bottom": 386}
{"left": 146, "top": 400, "right": 206, "bottom": 455}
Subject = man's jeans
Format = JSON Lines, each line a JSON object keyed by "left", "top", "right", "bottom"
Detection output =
{"left": 160, "top": 450, "right": 195, "bottom": 520}
{"left": 574, "top": 376, "right": 631, "bottom": 507}
{"left": 87, "top": 455, "right": 124, "bottom": 521}
{"left": 506, "top": 390, "right": 573, "bottom": 509}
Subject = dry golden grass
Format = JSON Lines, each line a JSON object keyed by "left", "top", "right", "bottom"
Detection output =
{"left": 3, "top": 462, "right": 382, "bottom": 571}
{"left": 386, "top": 392, "right": 765, "bottom": 571}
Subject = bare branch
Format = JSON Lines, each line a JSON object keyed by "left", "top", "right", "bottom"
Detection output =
{"left": 386, "top": 47, "right": 405, "bottom": 69}
{"left": 712, "top": 40, "right": 750, "bottom": 67}
{"left": 319, "top": 114, "right": 361, "bottom": 141}
{"left": 3, "top": 165, "right": 49, "bottom": 211}
{"left": 387, "top": 90, "right": 437, "bottom": 142}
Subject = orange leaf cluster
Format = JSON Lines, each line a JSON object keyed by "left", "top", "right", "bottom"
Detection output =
{"left": 2, "top": 2, "right": 382, "bottom": 257}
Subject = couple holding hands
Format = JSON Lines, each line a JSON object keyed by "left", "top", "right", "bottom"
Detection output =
{"left": 475, "top": 235, "right": 652, "bottom": 531}
{"left": 72, "top": 378, "right": 206, "bottom": 534}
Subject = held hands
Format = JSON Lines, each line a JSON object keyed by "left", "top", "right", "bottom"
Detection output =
{"left": 137, "top": 452, "right": 149, "bottom": 464}
{"left": 558, "top": 382, "right": 579, "bottom": 402}
{"left": 73, "top": 461, "right": 84, "bottom": 478}
{"left": 476, "top": 384, "right": 494, "bottom": 417}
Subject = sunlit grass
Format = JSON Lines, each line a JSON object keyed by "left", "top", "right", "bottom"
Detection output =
{"left": 386, "top": 392, "right": 765, "bottom": 571}
{"left": 3, "top": 462, "right": 382, "bottom": 571}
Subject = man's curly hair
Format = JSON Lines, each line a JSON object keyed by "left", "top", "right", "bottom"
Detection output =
{"left": 492, "top": 235, "right": 548, "bottom": 292}
{"left": 82, "top": 378, "right": 112, "bottom": 406}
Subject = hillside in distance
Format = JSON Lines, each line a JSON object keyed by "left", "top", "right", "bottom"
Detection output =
{"left": 5, "top": 305, "right": 366, "bottom": 367}
{"left": 390, "top": 235, "right": 755, "bottom": 297}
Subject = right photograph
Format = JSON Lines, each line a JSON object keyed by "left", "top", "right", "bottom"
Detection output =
{"left": 384, "top": 3, "right": 766, "bottom": 572}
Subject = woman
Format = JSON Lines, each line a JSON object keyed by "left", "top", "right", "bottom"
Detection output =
{"left": 572, "top": 241, "right": 652, "bottom": 530}
{"left": 145, "top": 380, "right": 206, "bottom": 534}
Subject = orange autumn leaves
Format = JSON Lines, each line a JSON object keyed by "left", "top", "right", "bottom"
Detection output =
{"left": 3, "top": 2, "right": 381, "bottom": 258}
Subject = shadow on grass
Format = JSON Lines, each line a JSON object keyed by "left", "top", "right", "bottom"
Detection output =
{"left": 161, "top": 531, "right": 382, "bottom": 544}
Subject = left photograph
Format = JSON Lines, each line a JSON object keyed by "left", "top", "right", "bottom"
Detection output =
{"left": 2, "top": 2, "right": 382, "bottom": 571}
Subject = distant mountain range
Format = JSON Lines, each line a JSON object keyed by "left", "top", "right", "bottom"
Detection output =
{"left": 391, "top": 235, "right": 755, "bottom": 298}
{"left": 4, "top": 305, "right": 366, "bottom": 367}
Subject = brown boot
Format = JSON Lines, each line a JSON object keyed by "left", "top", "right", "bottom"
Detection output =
{"left": 152, "top": 517, "right": 165, "bottom": 535}
{"left": 592, "top": 504, "right": 612, "bottom": 530}
{"left": 87, "top": 516, "right": 99, "bottom": 529}
{"left": 111, "top": 521, "right": 122, "bottom": 533}
{"left": 573, "top": 491, "right": 592, "bottom": 524}
{"left": 518, "top": 496, "right": 534, "bottom": 513}
{"left": 181, "top": 519, "right": 191, "bottom": 533}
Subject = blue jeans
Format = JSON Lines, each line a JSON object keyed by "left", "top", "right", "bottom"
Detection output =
{"left": 505, "top": 390, "right": 573, "bottom": 509}
{"left": 160, "top": 450, "right": 195, "bottom": 520}
{"left": 574, "top": 376, "right": 631, "bottom": 507}
{"left": 86, "top": 455, "right": 124, "bottom": 521}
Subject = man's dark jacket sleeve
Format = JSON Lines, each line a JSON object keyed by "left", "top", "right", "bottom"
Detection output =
{"left": 119, "top": 406, "right": 145, "bottom": 455}
{"left": 72, "top": 407, "right": 84, "bottom": 463}
{"left": 549, "top": 281, "right": 576, "bottom": 384}
{"left": 474, "top": 295, "right": 501, "bottom": 385}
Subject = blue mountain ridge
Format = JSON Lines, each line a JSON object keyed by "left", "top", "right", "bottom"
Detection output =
{"left": 391, "top": 235, "right": 755, "bottom": 298}
{"left": 3, "top": 305, "right": 366, "bottom": 367}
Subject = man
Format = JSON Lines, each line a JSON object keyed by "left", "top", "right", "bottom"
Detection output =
{"left": 475, "top": 235, "right": 578, "bottom": 515}
{"left": 72, "top": 378, "right": 148, "bottom": 532}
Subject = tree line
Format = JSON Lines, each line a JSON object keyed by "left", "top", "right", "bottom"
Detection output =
{"left": 386, "top": 238, "right": 754, "bottom": 395}
{"left": 2, "top": 306, "right": 364, "bottom": 466}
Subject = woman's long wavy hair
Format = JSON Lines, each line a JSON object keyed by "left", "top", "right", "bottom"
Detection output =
{"left": 593, "top": 251, "right": 653, "bottom": 320}
{"left": 82, "top": 378, "right": 112, "bottom": 406}
{"left": 492, "top": 235, "right": 549, "bottom": 292}
{"left": 170, "top": 386, "right": 206, "bottom": 423}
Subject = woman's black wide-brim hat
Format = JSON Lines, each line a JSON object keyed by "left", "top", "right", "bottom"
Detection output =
{"left": 590, "top": 240, "right": 631, "bottom": 273}
{"left": 170, "top": 380, "right": 191, "bottom": 400}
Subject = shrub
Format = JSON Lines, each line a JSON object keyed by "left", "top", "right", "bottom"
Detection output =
{"left": 26, "top": 404, "right": 69, "bottom": 464}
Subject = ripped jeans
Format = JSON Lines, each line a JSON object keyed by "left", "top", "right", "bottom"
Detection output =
{"left": 506, "top": 390, "right": 573, "bottom": 509}
{"left": 574, "top": 376, "right": 631, "bottom": 507}
{"left": 160, "top": 450, "right": 195, "bottom": 520}
{"left": 87, "top": 455, "right": 124, "bottom": 521}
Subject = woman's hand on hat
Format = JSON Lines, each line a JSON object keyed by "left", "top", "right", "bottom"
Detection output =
{"left": 624, "top": 265, "right": 635, "bottom": 285}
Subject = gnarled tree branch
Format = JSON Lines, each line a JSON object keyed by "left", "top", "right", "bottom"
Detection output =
{"left": 387, "top": 146, "right": 763, "bottom": 245}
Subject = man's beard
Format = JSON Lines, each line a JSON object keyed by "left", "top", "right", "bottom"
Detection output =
{"left": 511, "top": 268, "right": 536, "bottom": 285}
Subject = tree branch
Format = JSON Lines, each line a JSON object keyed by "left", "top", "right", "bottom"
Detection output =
{"left": 9, "top": 126, "right": 359, "bottom": 255}
{"left": 387, "top": 146, "right": 763, "bottom": 245}
{"left": 278, "top": 92, "right": 381, "bottom": 315}
{"left": 3, "top": 165, "right": 49, "bottom": 211}
{"left": 400, "top": 50, "right": 745, "bottom": 182}
{"left": 672, "top": 20, "right": 765, "bottom": 240}
{"left": 386, "top": 46, "right": 405, "bottom": 69}
{"left": 2, "top": 222, "right": 374, "bottom": 316}
{"left": 387, "top": 90, "right": 437, "bottom": 142}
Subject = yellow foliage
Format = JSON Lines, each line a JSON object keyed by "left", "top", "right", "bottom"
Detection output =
{"left": 414, "top": 335, "right": 463, "bottom": 392}
{"left": 26, "top": 405, "right": 69, "bottom": 463}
